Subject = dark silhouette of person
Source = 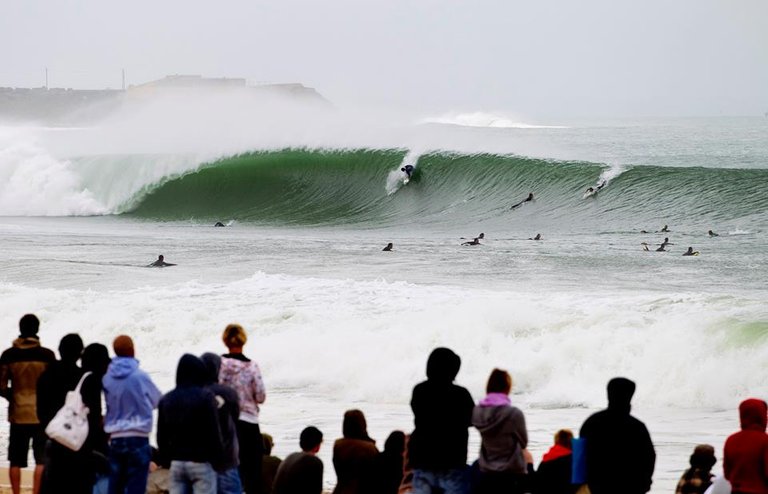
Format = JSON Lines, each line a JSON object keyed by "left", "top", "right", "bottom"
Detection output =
{"left": 374, "top": 431, "right": 406, "bottom": 494}
{"left": 462, "top": 237, "right": 481, "bottom": 246}
{"left": 511, "top": 193, "right": 534, "bottom": 210}
{"left": 579, "top": 377, "right": 655, "bottom": 494}
{"left": 382, "top": 243, "right": 393, "bottom": 252}
{"left": 656, "top": 244, "right": 666, "bottom": 252}
{"left": 682, "top": 247, "right": 698, "bottom": 256}
{"left": 408, "top": 348, "right": 474, "bottom": 493}
{"left": 529, "top": 234, "right": 542, "bottom": 241}
{"left": 401, "top": 165, "right": 415, "bottom": 179}
{"left": 149, "top": 255, "right": 176, "bottom": 267}
{"left": 660, "top": 225, "right": 670, "bottom": 233}
{"left": 214, "top": 222, "right": 226, "bottom": 227}
{"left": 708, "top": 230, "right": 719, "bottom": 237}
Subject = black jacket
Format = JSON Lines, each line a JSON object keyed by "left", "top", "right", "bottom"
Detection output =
{"left": 201, "top": 352, "right": 240, "bottom": 471}
{"left": 409, "top": 348, "right": 474, "bottom": 470}
{"left": 158, "top": 355, "right": 224, "bottom": 469}
{"left": 36, "top": 360, "right": 84, "bottom": 428}
{"left": 579, "top": 378, "right": 655, "bottom": 494}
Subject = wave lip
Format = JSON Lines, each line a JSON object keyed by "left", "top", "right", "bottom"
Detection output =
{"left": 419, "top": 111, "right": 569, "bottom": 129}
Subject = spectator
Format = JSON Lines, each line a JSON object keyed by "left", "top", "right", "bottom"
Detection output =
{"left": 272, "top": 426, "right": 324, "bottom": 494}
{"left": 201, "top": 352, "right": 242, "bottom": 494}
{"left": 261, "top": 433, "right": 282, "bottom": 494}
{"left": 724, "top": 398, "right": 768, "bottom": 494}
{"left": 471, "top": 368, "right": 528, "bottom": 494}
{"left": 146, "top": 447, "right": 171, "bottom": 494}
{"left": 332, "top": 409, "right": 379, "bottom": 494}
{"left": 375, "top": 431, "right": 406, "bottom": 494}
{"left": 675, "top": 444, "right": 717, "bottom": 494}
{"left": 158, "top": 354, "right": 224, "bottom": 494}
{"left": 102, "top": 335, "right": 162, "bottom": 494}
{"left": 37, "top": 333, "right": 85, "bottom": 494}
{"left": 80, "top": 343, "right": 112, "bottom": 494}
{"left": 219, "top": 323, "right": 266, "bottom": 494}
{"left": 535, "top": 429, "right": 577, "bottom": 494}
{"left": 0, "top": 314, "right": 56, "bottom": 494}
{"left": 579, "top": 377, "right": 655, "bottom": 494}
{"left": 409, "top": 348, "right": 474, "bottom": 494}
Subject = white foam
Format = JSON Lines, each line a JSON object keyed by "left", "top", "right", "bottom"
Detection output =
{"left": 0, "top": 133, "right": 107, "bottom": 216}
{"left": 1, "top": 272, "right": 764, "bottom": 409}
{"left": 419, "top": 111, "right": 569, "bottom": 129}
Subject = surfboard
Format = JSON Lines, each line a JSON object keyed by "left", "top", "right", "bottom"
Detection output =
{"left": 403, "top": 177, "right": 410, "bottom": 185}
{"left": 583, "top": 190, "right": 597, "bottom": 199}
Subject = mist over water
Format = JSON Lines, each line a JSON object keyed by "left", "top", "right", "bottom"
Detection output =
{"left": 1, "top": 95, "right": 768, "bottom": 492}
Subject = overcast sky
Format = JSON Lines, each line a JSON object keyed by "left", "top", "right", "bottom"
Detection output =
{"left": 2, "top": 0, "right": 766, "bottom": 117}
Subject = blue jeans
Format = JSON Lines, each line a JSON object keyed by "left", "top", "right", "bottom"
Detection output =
{"left": 170, "top": 461, "right": 217, "bottom": 494}
{"left": 412, "top": 468, "right": 469, "bottom": 494}
{"left": 216, "top": 467, "right": 242, "bottom": 494}
{"left": 108, "top": 437, "right": 152, "bottom": 494}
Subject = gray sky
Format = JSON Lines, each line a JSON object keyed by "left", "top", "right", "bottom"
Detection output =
{"left": 2, "top": 0, "right": 767, "bottom": 117}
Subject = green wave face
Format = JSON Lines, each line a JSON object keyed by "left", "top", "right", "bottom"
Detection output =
{"left": 126, "top": 149, "right": 768, "bottom": 230}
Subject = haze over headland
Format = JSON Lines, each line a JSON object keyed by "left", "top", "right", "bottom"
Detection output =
{"left": 2, "top": 0, "right": 767, "bottom": 118}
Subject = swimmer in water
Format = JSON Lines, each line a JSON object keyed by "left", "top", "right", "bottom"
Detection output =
{"left": 660, "top": 225, "right": 670, "bottom": 233}
{"left": 149, "top": 255, "right": 176, "bottom": 267}
{"left": 708, "top": 230, "right": 719, "bottom": 237}
{"left": 682, "top": 247, "right": 699, "bottom": 256}
{"left": 382, "top": 243, "right": 393, "bottom": 252}
{"left": 214, "top": 221, "right": 226, "bottom": 227}
{"left": 660, "top": 237, "right": 674, "bottom": 249}
{"left": 462, "top": 237, "right": 481, "bottom": 246}
{"left": 511, "top": 192, "right": 534, "bottom": 209}
{"left": 528, "top": 233, "right": 542, "bottom": 241}
{"left": 401, "top": 164, "right": 414, "bottom": 179}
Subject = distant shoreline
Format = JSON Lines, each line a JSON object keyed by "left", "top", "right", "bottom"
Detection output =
{"left": 0, "top": 74, "right": 328, "bottom": 125}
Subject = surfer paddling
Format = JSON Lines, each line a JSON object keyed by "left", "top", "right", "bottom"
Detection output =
{"left": 708, "top": 230, "right": 719, "bottom": 237}
{"left": 461, "top": 233, "right": 484, "bottom": 246}
{"left": 529, "top": 233, "right": 542, "bottom": 241}
{"left": 462, "top": 236, "right": 483, "bottom": 246}
{"left": 382, "top": 243, "right": 393, "bottom": 252}
{"left": 511, "top": 192, "right": 534, "bottom": 210}
{"left": 683, "top": 247, "right": 699, "bottom": 256}
{"left": 149, "top": 255, "right": 176, "bottom": 267}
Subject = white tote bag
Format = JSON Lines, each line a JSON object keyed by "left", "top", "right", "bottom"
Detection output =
{"left": 45, "top": 371, "right": 92, "bottom": 451}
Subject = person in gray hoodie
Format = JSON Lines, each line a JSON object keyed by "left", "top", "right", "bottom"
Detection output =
{"left": 471, "top": 368, "right": 528, "bottom": 494}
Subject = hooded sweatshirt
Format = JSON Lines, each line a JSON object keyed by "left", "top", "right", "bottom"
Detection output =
{"left": 158, "top": 354, "right": 225, "bottom": 468}
{"left": 579, "top": 378, "right": 655, "bottom": 494}
{"left": 409, "top": 348, "right": 475, "bottom": 470}
{"left": 724, "top": 398, "right": 768, "bottom": 494}
{"left": 472, "top": 394, "right": 528, "bottom": 474}
{"left": 0, "top": 337, "right": 56, "bottom": 424}
{"left": 201, "top": 352, "right": 240, "bottom": 470}
{"left": 102, "top": 356, "right": 162, "bottom": 438}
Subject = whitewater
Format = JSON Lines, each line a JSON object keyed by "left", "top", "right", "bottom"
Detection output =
{"left": 1, "top": 98, "right": 767, "bottom": 493}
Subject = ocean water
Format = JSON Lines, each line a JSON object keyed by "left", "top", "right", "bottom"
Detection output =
{"left": 1, "top": 110, "right": 767, "bottom": 492}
